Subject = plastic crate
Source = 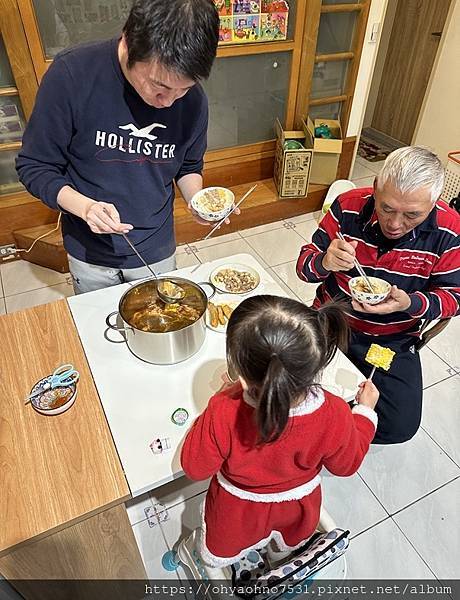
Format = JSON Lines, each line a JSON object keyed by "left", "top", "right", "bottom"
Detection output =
{"left": 441, "top": 151, "right": 460, "bottom": 202}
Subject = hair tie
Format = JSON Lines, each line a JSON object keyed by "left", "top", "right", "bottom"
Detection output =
{"left": 271, "top": 352, "right": 278, "bottom": 359}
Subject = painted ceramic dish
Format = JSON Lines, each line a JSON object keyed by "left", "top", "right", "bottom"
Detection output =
{"left": 349, "top": 276, "right": 391, "bottom": 305}
{"left": 29, "top": 376, "right": 77, "bottom": 416}
{"left": 210, "top": 264, "right": 260, "bottom": 295}
{"left": 190, "top": 187, "right": 235, "bottom": 222}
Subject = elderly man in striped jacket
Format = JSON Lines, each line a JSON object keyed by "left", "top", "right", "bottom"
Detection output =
{"left": 297, "top": 146, "right": 460, "bottom": 444}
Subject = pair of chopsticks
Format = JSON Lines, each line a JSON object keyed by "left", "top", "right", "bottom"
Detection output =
{"left": 336, "top": 232, "right": 375, "bottom": 293}
{"left": 190, "top": 184, "right": 258, "bottom": 274}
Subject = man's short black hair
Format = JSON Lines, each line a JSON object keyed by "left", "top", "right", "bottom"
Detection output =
{"left": 123, "top": 0, "right": 219, "bottom": 81}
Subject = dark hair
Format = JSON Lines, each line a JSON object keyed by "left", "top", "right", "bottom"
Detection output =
{"left": 123, "top": 0, "right": 219, "bottom": 81}
{"left": 226, "top": 296, "right": 349, "bottom": 444}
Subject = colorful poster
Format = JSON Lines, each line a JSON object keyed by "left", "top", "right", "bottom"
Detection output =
{"left": 233, "top": 0, "right": 261, "bottom": 14}
{"left": 260, "top": 11, "right": 288, "bottom": 41}
{"left": 232, "top": 15, "right": 260, "bottom": 42}
{"left": 219, "top": 16, "right": 233, "bottom": 43}
{"left": 214, "top": 0, "right": 288, "bottom": 44}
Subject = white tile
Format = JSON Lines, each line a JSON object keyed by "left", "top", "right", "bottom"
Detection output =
{"left": 176, "top": 250, "right": 200, "bottom": 269}
{"left": 393, "top": 477, "right": 460, "bottom": 580}
{"left": 5, "top": 281, "right": 74, "bottom": 313}
{"left": 272, "top": 261, "right": 320, "bottom": 303}
{"left": 427, "top": 318, "right": 460, "bottom": 372}
{"left": 191, "top": 237, "right": 268, "bottom": 267}
{"left": 266, "top": 267, "right": 299, "bottom": 299}
{"left": 0, "top": 297, "right": 5, "bottom": 316}
{"left": 346, "top": 518, "right": 435, "bottom": 579}
{"left": 321, "top": 471, "right": 388, "bottom": 538}
{"left": 239, "top": 220, "right": 284, "bottom": 238}
{"left": 1, "top": 260, "right": 69, "bottom": 296}
{"left": 351, "top": 176, "right": 376, "bottom": 188}
{"left": 125, "top": 492, "right": 154, "bottom": 525}
{"left": 244, "top": 227, "right": 305, "bottom": 267}
{"left": 290, "top": 219, "right": 319, "bottom": 244}
{"left": 356, "top": 156, "right": 385, "bottom": 175}
{"left": 159, "top": 492, "right": 205, "bottom": 551}
{"left": 150, "top": 475, "right": 210, "bottom": 510}
{"left": 422, "top": 375, "right": 460, "bottom": 467}
{"left": 358, "top": 428, "right": 460, "bottom": 515}
{"left": 351, "top": 158, "right": 375, "bottom": 180}
{"left": 420, "top": 346, "right": 455, "bottom": 389}
{"left": 132, "top": 518, "right": 180, "bottom": 580}
{"left": 285, "top": 211, "right": 320, "bottom": 225}
{"left": 189, "top": 231, "right": 241, "bottom": 250}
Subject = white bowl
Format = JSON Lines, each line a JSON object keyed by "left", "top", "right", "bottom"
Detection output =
{"left": 190, "top": 187, "right": 235, "bottom": 222}
{"left": 349, "top": 276, "right": 391, "bottom": 305}
{"left": 29, "top": 376, "right": 77, "bottom": 416}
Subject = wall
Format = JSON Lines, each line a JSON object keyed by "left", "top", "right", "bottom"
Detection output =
{"left": 362, "top": 0, "right": 398, "bottom": 129}
{"left": 414, "top": 0, "right": 460, "bottom": 162}
{"left": 346, "top": 0, "right": 390, "bottom": 138}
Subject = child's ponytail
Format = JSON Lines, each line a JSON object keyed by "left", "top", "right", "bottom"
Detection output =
{"left": 316, "top": 301, "right": 350, "bottom": 367}
{"left": 256, "top": 353, "right": 292, "bottom": 444}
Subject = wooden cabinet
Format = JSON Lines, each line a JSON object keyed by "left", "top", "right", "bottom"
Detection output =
{"left": 0, "top": 0, "right": 370, "bottom": 245}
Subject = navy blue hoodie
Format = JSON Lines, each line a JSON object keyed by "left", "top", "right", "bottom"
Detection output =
{"left": 17, "top": 38, "right": 208, "bottom": 268}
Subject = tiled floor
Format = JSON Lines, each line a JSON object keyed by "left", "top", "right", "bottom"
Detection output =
{"left": 3, "top": 163, "right": 459, "bottom": 584}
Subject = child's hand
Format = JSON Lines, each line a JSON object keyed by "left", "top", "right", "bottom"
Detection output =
{"left": 355, "top": 379, "right": 379, "bottom": 410}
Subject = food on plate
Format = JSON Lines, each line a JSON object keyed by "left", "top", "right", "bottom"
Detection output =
{"left": 130, "top": 301, "right": 200, "bottom": 333}
{"left": 351, "top": 277, "right": 388, "bottom": 294}
{"left": 208, "top": 302, "right": 235, "bottom": 328}
{"left": 365, "top": 344, "right": 395, "bottom": 371}
{"left": 196, "top": 188, "right": 231, "bottom": 212}
{"left": 213, "top": 268, "right": 258, "bottom": 293}
{"left": 35, "top": 386, "right": 73, "bottom": 410}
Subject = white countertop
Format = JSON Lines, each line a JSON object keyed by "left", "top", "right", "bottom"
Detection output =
{"left": 68, "top": 254, "right": 365, "bottom": 497}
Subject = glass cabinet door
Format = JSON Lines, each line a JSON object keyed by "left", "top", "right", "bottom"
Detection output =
{"left": 0, "top": 35, "right": 25, "bottom": 195}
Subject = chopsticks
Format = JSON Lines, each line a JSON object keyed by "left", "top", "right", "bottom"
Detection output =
{"left": 190, "top": 184, "right": 258, "bottom": 274}
{"left": 336, "top": 232, "right": 375, "bottom": 293}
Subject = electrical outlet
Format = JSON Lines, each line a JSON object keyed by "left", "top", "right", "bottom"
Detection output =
{"left": 0, "top": 244, "right": 17, "bottom": 258}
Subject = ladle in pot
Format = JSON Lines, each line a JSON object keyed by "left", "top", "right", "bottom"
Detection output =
{"left": 121, "top": 233, "right": 185, "bottom": 303}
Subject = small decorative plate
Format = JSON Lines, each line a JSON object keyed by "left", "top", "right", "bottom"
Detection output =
{"left": 29, "top": 376, "right": 77, "bottom": 416}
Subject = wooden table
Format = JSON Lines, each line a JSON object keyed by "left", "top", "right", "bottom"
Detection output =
{"left": 0, "top": 301, "right": 146, "bottom": 599}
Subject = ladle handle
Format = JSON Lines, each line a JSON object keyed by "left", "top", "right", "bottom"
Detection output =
{"left": 121, "top": 233, "right": 157, "bottom": 280}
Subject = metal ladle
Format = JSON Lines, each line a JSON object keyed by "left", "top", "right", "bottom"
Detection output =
{"left": 121, "top": 233, "right": 185, "bottom": 303}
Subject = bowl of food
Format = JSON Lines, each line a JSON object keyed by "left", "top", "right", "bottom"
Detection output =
{"left": 210, "top": 264, "right": 260, "bottom": 295}
{"left": 349, "top": 276, "right": 391, "bottom": 305}
{"left": 29, "top": 377, "right": 77, "bottom": 416}
{"left": 190, "top": 187, "right": 235, "bottom": 222}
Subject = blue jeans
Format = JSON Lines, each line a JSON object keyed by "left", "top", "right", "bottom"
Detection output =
{"left": 68, "top": 253, "right": 177, "bottom": 295}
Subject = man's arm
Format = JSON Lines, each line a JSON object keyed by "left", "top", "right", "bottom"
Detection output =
{"left": 296, "top": 199, "right": 357, "bottom": 282}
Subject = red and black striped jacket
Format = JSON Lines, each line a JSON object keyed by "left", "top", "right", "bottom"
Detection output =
{"left": 296, "top": 188, "right": 460, "bottom": 337}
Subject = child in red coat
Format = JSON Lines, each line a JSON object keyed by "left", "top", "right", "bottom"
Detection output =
{"left": 180, "top": 295, "right": 378, "bottom": 573}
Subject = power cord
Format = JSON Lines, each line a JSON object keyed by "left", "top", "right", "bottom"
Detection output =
{"left": 14, "top": 212, "right": 62, "bottom": 255}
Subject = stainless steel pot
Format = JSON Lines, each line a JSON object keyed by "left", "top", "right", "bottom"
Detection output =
{"left": 106, "top": 277, "right": 214, "bottom": 365}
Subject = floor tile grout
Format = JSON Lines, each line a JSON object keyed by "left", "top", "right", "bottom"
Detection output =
{"left": 390, "top": 517, "right": 441, "bottom": 580}
{"left": 388, "top": 475, "right": 460, "bottom": 519}
{"left": 420, "top": 427, "right": 460, "bottom": 470}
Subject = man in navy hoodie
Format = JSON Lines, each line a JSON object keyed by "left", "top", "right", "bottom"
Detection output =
{"left": 17, "top": 0, "right": 220, "bottom": 293}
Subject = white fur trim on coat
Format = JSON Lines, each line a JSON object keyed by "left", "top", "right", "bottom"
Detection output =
{"left": 352, "top": 404, "right": 378, "bottom": 429}
{"left": 199, "top": 497, "right": 315, "bottom": 568}
{"left": 217, "top": 472, "right": 321, "bottom": 503}
{"left": 242, "top": 387, "right": 325, "bottom": 416}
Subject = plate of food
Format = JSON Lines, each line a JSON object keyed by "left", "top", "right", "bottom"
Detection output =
{"left": 210, "top": 264, "right": 260, "bottom": 295}
{"left": 206, "top": 295, "right": 240, "bottom": 333}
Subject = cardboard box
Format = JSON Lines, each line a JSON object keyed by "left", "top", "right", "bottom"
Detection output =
{"left": 305, "top": 116, "right": 343, "bottom": 185}
{"left": 273, "top": 118, "right": 313, "bottom": 198}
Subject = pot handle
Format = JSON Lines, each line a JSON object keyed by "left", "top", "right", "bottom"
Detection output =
{"left": 106, "top": 311, "right": 126, "bottom": 332}
{"left": 198, "top": 281, "right": 216, "bottom": 300}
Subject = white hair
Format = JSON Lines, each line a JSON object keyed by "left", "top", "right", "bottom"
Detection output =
{"left": 376, "top": 146, "right": 445, "bottom": 203}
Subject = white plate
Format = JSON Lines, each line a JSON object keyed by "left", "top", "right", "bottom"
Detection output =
{"left": 206, "top": 294, "right": 241, "bottom": 333}
{"left": 209, "top": 263, "right": 260, "bottom": 295}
